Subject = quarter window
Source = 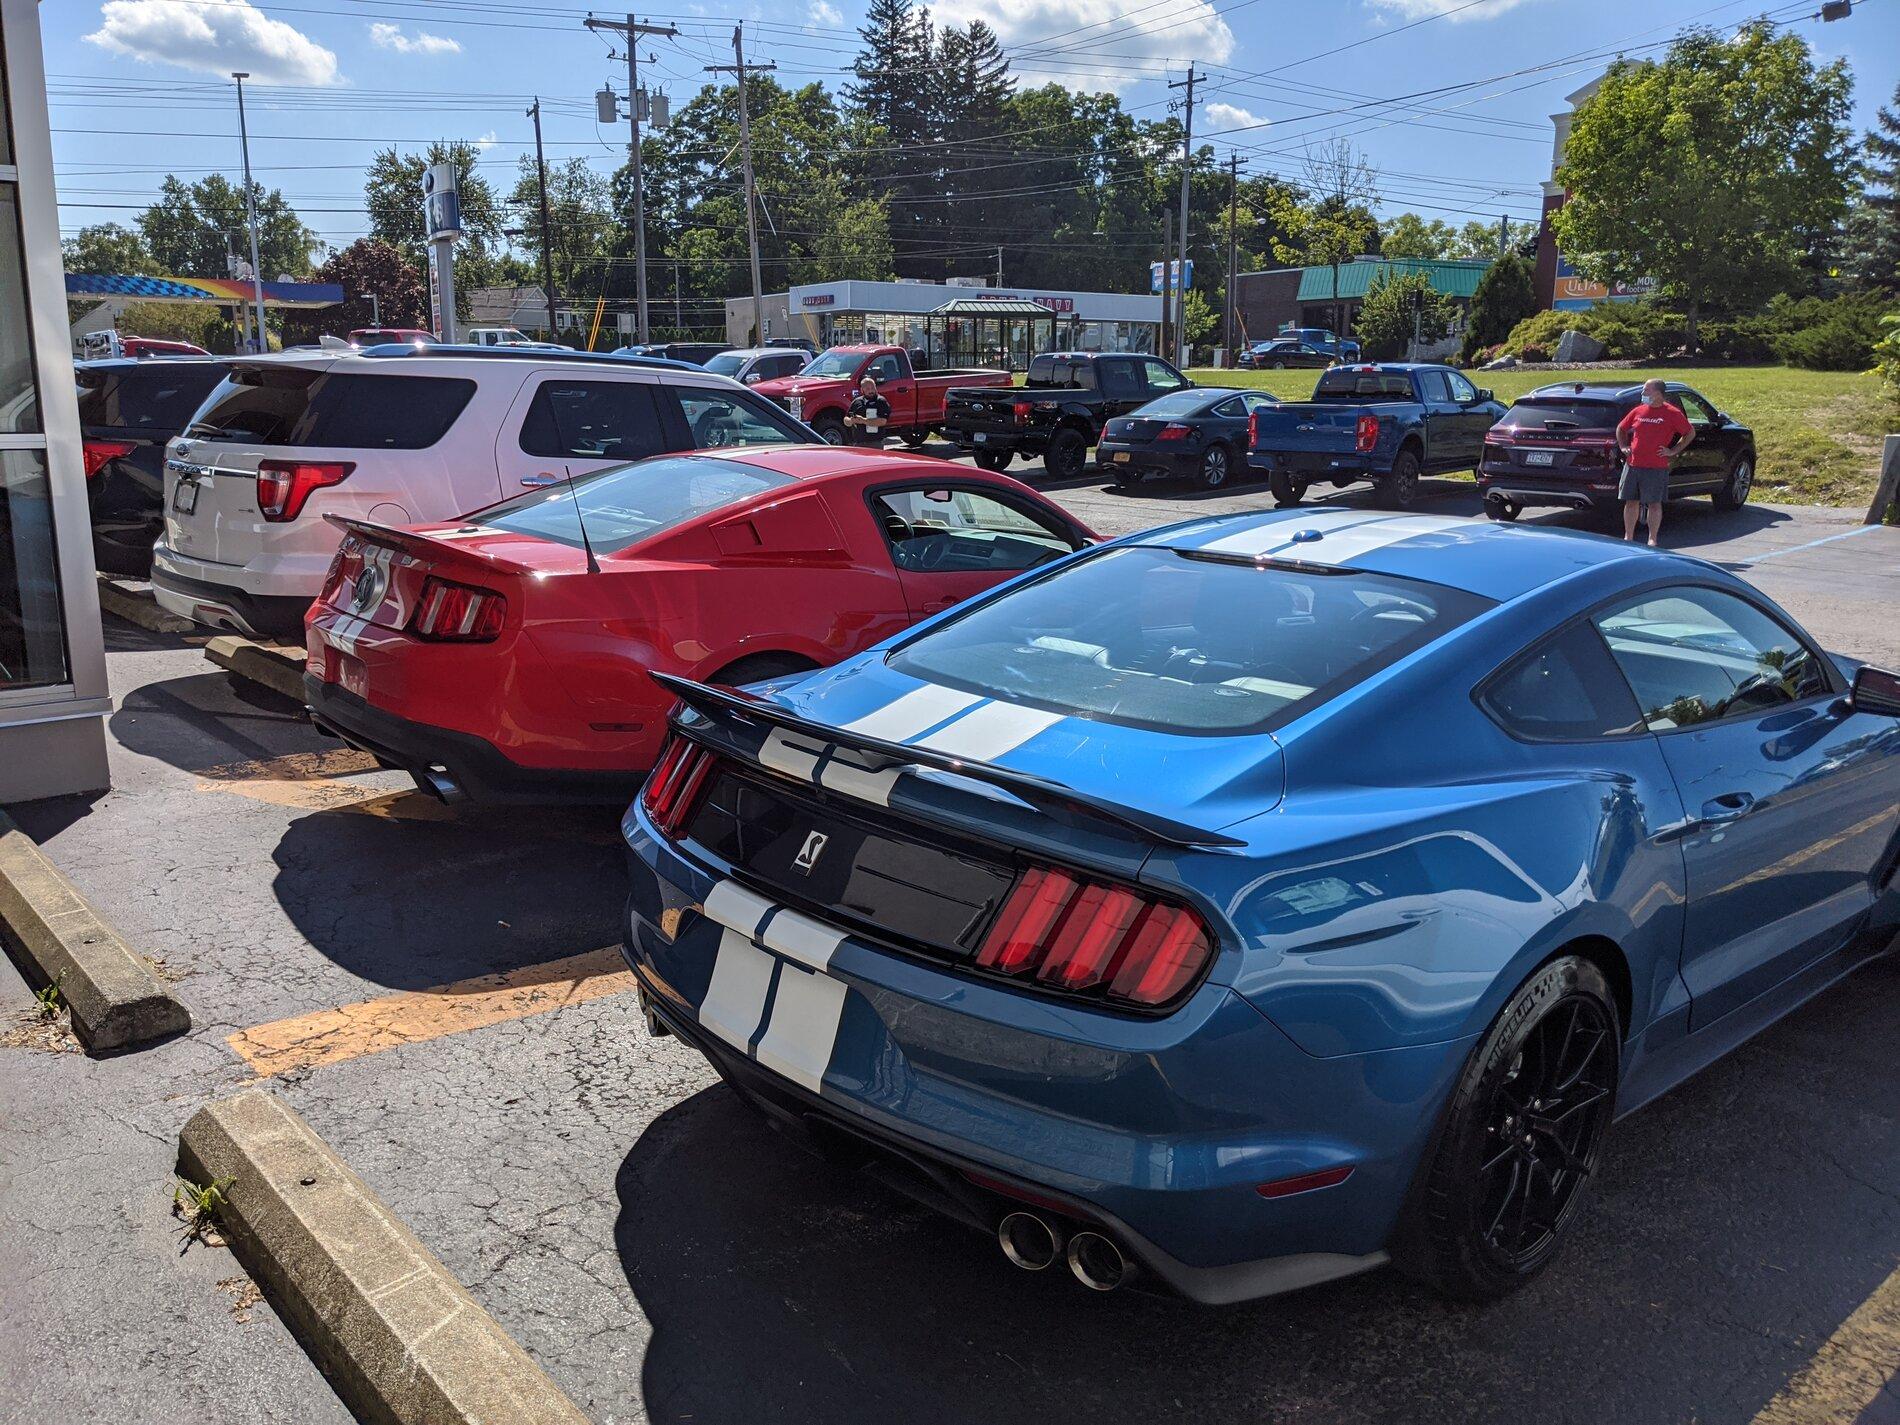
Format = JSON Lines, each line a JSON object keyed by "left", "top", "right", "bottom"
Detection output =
{"left": 1593, "top": 587, "right": 1831, "bottom": 730}
{"left": 1483, "top": 621, "right": 1644, "bottom": 741}
{"left": 669, "top": 386, "right": 808, "bottom": 448}
{"left": 1139, "top": 360, "right": 1187, "bottom": 394}
{"left": 872, "top": 487, "right": 1077, "bottom": 575}
{"left": 518, "top": 379, "right": 667, "bottom": 461}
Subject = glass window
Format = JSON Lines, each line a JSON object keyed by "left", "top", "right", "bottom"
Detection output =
{"left": 1211, "top": 397, "right": 1244, "bottom": 418}
{"left": 1139, "top": 360, "right": 1186, "bottom": 394}
{"left": 1139, "top": 390, "right": 1216, "bottom": 418}
{"left": 1497, "top": 399, "right": 1623, "bottom": 432}
{"left": 1098, "top": 360, "right": 1141, "bottom": 398}
{"left": 1315, "top": 369, "right": 1413, "bottom": 401}
{"left": 873, "top": 487, "right": 1077, "bottom": 575}
{"left": 1446, "top": 371, "right": 1479, "bottom": 403}
{"left": 1677, "top": 389, "right": 1718, "bottom": 425}
{"left": 1594, "top": 587, "right": 1832, "bottom": 730}
{"left": 0, "top": 24, "right": 13, "bottom": 166}
{"left": 1242, "top": 393, "right": 1278, "bottom": 414}
{"left": 468, "top": 455, "right": 792, "bottom": 552}
{"left": 700, "top": 352, "right": 747, "bottom": 378}
{"left": 77, "top": 363, "right": 226, "bottom": 432}
{"left": 888, "top": 546, "right": 1488, "bottom": 736}
{"left": 1482, "top": 621, "right": 1644, "bottom": 741}
{"left": 187, "top": 368, "right": 474, "bottom": 449}
{"left": 669, "top": 386, "right": 810, "bottom": 448}
{"left": 0, "top": 450, "right": 68, "bottom": 691}
{"left": 1416, "top": 370, "right": 1451, "bottom": 402}
{"left": 518, "top": 379, "right": 667, "bottom": 461}
{"left": 0, "top": 185, "right": 41, "bottom": 433}
{"left": 866, "top": 353, "right": 905, "bottom": 384}
{"left": 800, "top": 350, "right": 864, "bottom": 379}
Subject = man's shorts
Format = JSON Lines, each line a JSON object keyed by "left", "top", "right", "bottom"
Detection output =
{"left": 1617, "top": 463, "right": 1669, "bottom": 504}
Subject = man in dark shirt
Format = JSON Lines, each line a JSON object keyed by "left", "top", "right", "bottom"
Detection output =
{"left": 845, "top": 376, "right": 892, "bottom": 447}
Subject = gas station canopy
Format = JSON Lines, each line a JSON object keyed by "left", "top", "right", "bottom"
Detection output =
{"left": 65, "top": 273, "right": 345, "bottom": 308}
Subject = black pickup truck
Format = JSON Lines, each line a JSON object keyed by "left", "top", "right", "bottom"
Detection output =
{"left": 940, "top": 352, "right": 1194, "bottom": 480}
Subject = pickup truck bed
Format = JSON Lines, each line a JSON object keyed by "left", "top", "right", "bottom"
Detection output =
{"left": 750, "top": 344, "right": 1010, "bottom": 445}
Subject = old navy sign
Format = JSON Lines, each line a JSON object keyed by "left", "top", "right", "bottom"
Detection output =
{"left": 801, "top": 293, "right": 837, "bottom": 307}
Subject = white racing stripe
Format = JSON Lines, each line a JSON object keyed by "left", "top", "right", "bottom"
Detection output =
{"left": 752, "top": 962, "right": 849, "bottom": 1095}
{"left": 1276, "top": 514, "right": 1461, "bottom": 566}
{"left": 817, "top": 748, "right": 902, "bottom": 806}
{"left": 703, "top": 879, "right": 774, "bottom": 938}
{"left": 760, "top": 906, "right": 846, "bottom": 972}
{"left": 1201, "top": 508, "right": 1370, "bottom": 557}
{"left": 915, "top": 700, "right": 1064, "bottom": 760}
{"left": 842, "top": 684, "right": 983, "bottom": 742}
{"left": 758, "top": 726, "right": 826, "bottom": 782}
{"left": 698, "top": 927, "right": 777, "bottom": 1050}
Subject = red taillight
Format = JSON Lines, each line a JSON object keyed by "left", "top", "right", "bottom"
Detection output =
{"left": 256, "top": 459, "right": 353, "bottom": 522}
{"left": 1011, "top": 400, "right": 1032, "bottom": 425}
{"left": 1247, "top": 410, "right": 1259, "bottom": 447}
{"left": 977, "top": 865, "right": 1212, "bottom": 1008}
{"left": 1354, "top": 414, "right": 1379, "bottom": 453}
{"left": 82, "top": 438, "right": 134, "bottom": 480}
{"left": 642, "top": 735, "right": 717, "bottom": 839}
{"left": 410, "top": 576, "right": 506, "bottom": 641}
{"left": 1155, "top": 423, "right": 1193, "bottom": 442}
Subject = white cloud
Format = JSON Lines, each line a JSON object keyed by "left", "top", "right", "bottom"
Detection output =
{"left": 929, "top": 0, "right": 1235, "bottom": 93}
{"left": 1205, "top": 101, "right": 1267, "bottom": 134}
{"left": 805, "top": 0, "right": 844, "bottom": 27}
{"left": 1365, "top": 0, "right": 1534, "bottom": 22}
{"left": 85, "top": 0, "right": 341, "bottom": 85}
{"left": 368, "top": 22, "right": 462, "bottom": 56}
{"left": 474, "top": 131, "right": 499, "bottom": 151}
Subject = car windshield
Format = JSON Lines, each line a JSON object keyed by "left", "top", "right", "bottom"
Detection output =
{"left": 887, "top": 545, "right": 1487, "bottom": 735}
{"left": 801, "top": 350, "right": 866, "bottom": 379}
{"left": 1499, "top": 399, "right": 1622, "bottom": 431}
{"left": 465, "top": 456, "right": 792, "bottom": 552}
{"left": 1135, "top": 391, "right": 1215, "bottom": 418}
{"left": 701, "top": 353, "right": 748, "bottom": 377}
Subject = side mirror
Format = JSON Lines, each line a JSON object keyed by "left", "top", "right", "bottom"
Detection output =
{"left": 744, "top": 372, "right": 761, "bottom": 383}
{"left": 1851, "top": 665, "right": 1900, "bottom": 717}
{"left": 1711, "top": 411, "right": 1729, "bottom": 426}
{"left": 1476, "top": 388, "right": 1494, "bottom": 403}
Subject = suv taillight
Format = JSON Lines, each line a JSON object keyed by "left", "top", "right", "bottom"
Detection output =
{"left": 1354, "top": 415, "right": 1380, "bottom": 453}
{"left": 82, "top": 438, "right": 135, "bottom": 480}
{"left": 642, "top": 735, "right": 717, "bottom": 839}
{"left": 256, "top": 460, "right": 353, "bottom": 521}
{"left": 976, "top": 865, "right": 1212, "bottom": 1008}
{"left": 410, "top": 576, "right": 506, "bottom": 641}
{"left": 1011, "top": 400, "right": 1032, "bottom": 425}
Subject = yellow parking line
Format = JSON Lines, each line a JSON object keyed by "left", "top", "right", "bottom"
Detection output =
{"left": 1753, "top": 1259, "right": 1900, "bottom": 1423}
{"left": 227, "top": 948, "right": 634, "bottom": 1078}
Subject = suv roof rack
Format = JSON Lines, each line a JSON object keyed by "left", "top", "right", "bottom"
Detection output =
{"left": 353, "top": 343, "right": 703, "bottom": 372}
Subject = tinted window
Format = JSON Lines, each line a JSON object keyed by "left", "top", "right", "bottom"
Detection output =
{"left": 873, "top": 487, "right": 1076, "bottom": 574}
{"left": 867, "top": 353, "right": 904, "bottom": 384}
{"left": 701, "top": 353, "right": 747, "bottom": 378}
{"left": 85, "top": 365, "right": 226, "bottom": 431}
{"left": 1446, "top": 371, "right": 1479, "bottom": 403}
{"left": 1139, "top": 360, "right": 1187, "bottom": 394}
{"left": 1417, "top": 370, "right": 1452, "bottom": 402}
{"left": 1594, "top": 587, "right": 1831, "bottom": 730}
{"left": 187, "top": 367, "right": 475, "bottom": 449}
{"left": 1138, "top": 390, "right": 1215, "bottom": 418}
{"left": 518, "top": 379, "right": 667, "bottom": 461}
{"left": 1483, "top": 622, "right": 1645, "bottom": 741}
{"left": 888, "top": 546, "right": 1486, "bottom": 735}
{"left": 1677, "top": 389, "right": 1718, "bottom": 425}
{"left": 669, "top": 386, "right": 810, "bottom": 448}
{"left": 1211, "top": 397, "right": 1245, "bottom": 418}
{"left": 469, "top": 456, "right": 791, "bottom": 551}
{"left": 1314, "top": 369, "right": 1414, "bottom": 401}
{"left": 1098, "top": 360, "right": 1141, "bottom": 398}
{"left": 766, "top": 354, "right": 805, "bottom": 379}
{"left": 1498, "top": 399, "right": 1623, "bottom": 432}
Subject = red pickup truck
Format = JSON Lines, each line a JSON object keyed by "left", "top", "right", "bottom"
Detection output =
{"left": 750, "top": 345, "right": 1014, "bottom": 446}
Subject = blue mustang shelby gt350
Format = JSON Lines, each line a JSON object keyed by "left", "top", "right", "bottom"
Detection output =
{"left": 620, "top": 508, "right": 1900, "bottom": 1304}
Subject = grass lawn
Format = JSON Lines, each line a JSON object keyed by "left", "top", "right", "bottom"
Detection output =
{"left": 1186, "top": 364, "right": 1897, "bottom": 509}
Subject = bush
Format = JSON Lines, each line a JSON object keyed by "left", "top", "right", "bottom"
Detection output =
{"left": 1461, "top": 253, "right": 1538, "bottom": 364}
{"left": 1774, "top": 298, "right": 1894, "bottom": 370}
{"left": 1519, "top": 344, "right": 1550, "bottom": 363}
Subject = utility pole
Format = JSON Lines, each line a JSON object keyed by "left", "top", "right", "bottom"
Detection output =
{"left": 584, "top": 14, "right": 677, "bottom": 343}
{"left": 995, "top": 246, "right": 1003, "bottom": 288}
{"left": 231, "top": 74, "right": 268, "bottom": 352}
{"left": 707, "top": 26, "right": 774, "bottom": 345}
{"left": 526, "top": 99, "right": 559, "bottom": 338}
{"left": 1223, "top": 154, "right": 1242, "bottom": 368}
{"left": 1168, "top": 67, "right": 1205, "bottom": 367}
{"left": 1159, "top": 204, "right": 1173, "bottom": 361}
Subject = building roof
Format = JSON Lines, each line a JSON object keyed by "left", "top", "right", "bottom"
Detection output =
{"left": 931, "top": 296, "right": 1061, "bottom": 317}
{"left": 1295, "top": 258, "right": 1492, "bottom": 303}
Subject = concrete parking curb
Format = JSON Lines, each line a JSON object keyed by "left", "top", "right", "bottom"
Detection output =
{"left": 0, "top": 811, "right": 190, "bottom": 1053}
{"left": 95, "top": 574, "right": 195, "bottom": 633}
{"left": 179, "top": 1091, "right": 590, "bottom": 1425}
{"left": 206, "top": 636, "right": 309, "bottom": 703}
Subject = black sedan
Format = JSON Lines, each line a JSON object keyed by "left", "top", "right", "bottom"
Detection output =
{"left": 1239, "top": 338, "right": 1333, "bottom": 370}
{"left": 75, "top": 357, "right": 229, "bottom": 575}
{"left": 1476, "top": 379, "right": 1757, "bottom": 523}
{"left": 1097, "top": 387, "right": 1279, "bottom": 490}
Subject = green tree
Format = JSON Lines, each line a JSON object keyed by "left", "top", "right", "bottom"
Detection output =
{"left": 1381, "top": 212, "right": 1456, "bottom": 260}
{"left": 135, "top": 174, "right": 320, "bottom": 279}
{"left": 926, "top": 21, "right": 1014, "bottom": 279}
{"left": 1354, "top": 268, "right": 1454, "bottom": 360}
{"left": 1447, "top": 218, "right": 1537, "bottom": 259}
{"left": 508, "top": 155, "right": 611, "bottom": 297}
{"left": 1551, "top": 23, "right": 1855, "bottom": 350}
{"left": 1182, "top": 287, "right": 1218, "bottom": 348}
{"left": 61, "top": 223, "right": 156, "bottom": 274}
{"left": 363, "top": 140, "right": 507, "bottom": 304}
{"left": 1268, "top": 140, "right": 1380, "bottom": 335}
{"left": 1462, "top": 251, "right": 1538, "bottom": 361}
{"left": 1844, "top": 82, "right": 1900, "bottom": 295}
{"left": 846, "top": 0, "right": 936, "bottom": 275}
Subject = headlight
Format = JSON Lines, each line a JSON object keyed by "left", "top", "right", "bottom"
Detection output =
{"left": 788, "top": 397, "right": 803, "bottom": 419}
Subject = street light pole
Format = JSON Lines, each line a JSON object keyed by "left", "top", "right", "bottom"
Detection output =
{"left": 232, "top": 73, "right": 268, "bottom": 352}
{"left": 707, "top": 26, "right": 774, "bottom": 345}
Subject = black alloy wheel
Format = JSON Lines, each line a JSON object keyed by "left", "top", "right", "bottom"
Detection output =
{"left": 1397, "top": 955, "right": 1619, "bottom": 1300}
{"left": 1044, "top": 427, "right": 1089, "bottom": 481}
{"left": 972, "top": 449, "right": 1011, "bottom": 472}
{"left": 1200, "top": 443, "right": 1232, "bottom": 490}
{"left": 1382, "top": 449, "right": 1421, "bottom": 509}
{"left": 1712, "top": 454, "right": 1754, "bottom": 512}
{"left": 901, "top": 429, "right": 930, "bottom": 449}
{"left": 1268, "top": 469, "right": 1307, "bottom": 508}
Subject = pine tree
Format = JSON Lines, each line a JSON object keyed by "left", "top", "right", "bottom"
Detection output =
{"left": 846, "top": 0, "right": 935, "bottom": 276}
{"left": 930, "top": 21, "right": 1013, "bottom": 280}
{"left": 1845, "top": 83, "right": 1900, "bottom": 295}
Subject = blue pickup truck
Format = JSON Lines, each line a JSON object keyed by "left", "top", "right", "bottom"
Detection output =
{"left": 1247, "top": 362, "right": 1506, "bottom": 509}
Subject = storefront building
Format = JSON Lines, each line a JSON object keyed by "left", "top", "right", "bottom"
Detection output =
{"left": 727, "top": 280, "right": 1163, "bottom": 370}
{"left": 1, "top": 0, "right": 111, "bottom": 801}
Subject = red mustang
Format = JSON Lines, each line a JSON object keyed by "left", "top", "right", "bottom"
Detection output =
{"left": 303, "top": 446, "right": 1097, "bottom": 803}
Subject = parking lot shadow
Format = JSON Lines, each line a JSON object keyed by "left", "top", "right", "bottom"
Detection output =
{"left": 613, "top": 955, "right": 1900, "bottom": 1425}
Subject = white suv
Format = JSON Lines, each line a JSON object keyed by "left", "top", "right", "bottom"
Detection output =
{"left": 151, "top": 347, "right": 819, "bottom": 635}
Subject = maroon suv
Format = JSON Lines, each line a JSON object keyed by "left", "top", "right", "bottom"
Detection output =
{"left": 1477, "top": 380, "right": 1756, "bottom": 524}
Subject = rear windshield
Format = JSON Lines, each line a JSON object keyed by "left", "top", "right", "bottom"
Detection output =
{"left": 1497, "top": 398, "right": 1624, "bottom": 431}
{"left": 1313, "top": 369, "right": 1414, "bottom": 401}
{"left": 1025, "top": 355, "right": 1096, "bottom": 389}
{"left": 466, "top": 456, "right": 791, "bottom": 551}
{"left": 887, "top": 545, "right": 1486, "bottom": 735}
{"left": 77, "top": 364, "right": 225, "bottom": 431}
{"left": 186, "top": 366, "right": 476, "bottom": 448}
{"left": 1132, "top": 390, "right": 1212, "bottom": 418}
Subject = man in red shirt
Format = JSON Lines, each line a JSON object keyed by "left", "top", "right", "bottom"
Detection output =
{"left": 1615, "top": 380, "right": 1695, "bottom": 546}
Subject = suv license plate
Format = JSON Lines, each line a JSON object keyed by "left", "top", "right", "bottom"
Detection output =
{"left": 1524, "top": 450, "right": 1556, "bottom": 466}
{"left": 974, "top": 433, "right": 988, "bottom": 444}
{"left": 171, "top": 480, "right": 199, "bottom": 514}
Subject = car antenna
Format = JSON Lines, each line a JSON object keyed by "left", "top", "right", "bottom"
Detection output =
{"left": 562, "top": 463, "right": 601, "bottom": 574}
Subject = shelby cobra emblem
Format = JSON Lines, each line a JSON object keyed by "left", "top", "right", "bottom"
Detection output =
{"left": 793, "top": 831, "right": 829, "bottom": 874}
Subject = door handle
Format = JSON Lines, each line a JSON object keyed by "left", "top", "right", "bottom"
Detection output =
{"left": 1700, "top": 791, "right": 1756, "bottom": 823}
{"left": 921, "top": 596, "right": 958, "bottom": 614}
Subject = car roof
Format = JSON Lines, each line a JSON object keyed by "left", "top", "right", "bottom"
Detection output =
{"left": 1521, "top": 381, "right": 1641, "bottom": 402}
{"left": 250, "top": 344, "right": 708, "bottom": 375}
{"left": 1150, "top": 507, "right": 1689, "bottom": 603}
{"left": 723, "top": 347, "right": 797, "bottom": 359}
{"left": 684, "top": 444, "right": 1033, "bottom": 484}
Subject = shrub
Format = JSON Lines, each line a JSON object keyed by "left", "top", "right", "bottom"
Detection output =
{"left": 1462, "top": 253, "right": 1538, "bottom": 363}
{"left": 1775, "top": 298, "right": 1894, "bottom": 370}
{"left": 1519, "top": 344, "right": 1550, "bottom": 363}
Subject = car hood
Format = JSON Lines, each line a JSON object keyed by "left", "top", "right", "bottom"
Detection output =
{"left": 751, "top": 374, "right": 837, "bottom": 399}
{"left": 753, "top": 655, "right": 1287, "bottom": 832}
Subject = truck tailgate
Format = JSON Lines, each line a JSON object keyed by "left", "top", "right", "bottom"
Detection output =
{"left": 941, "top": 387, "right": 1021, "bottom": 435}
{"left": 1249, "top": 403, "right": 1369, "bottom": 455}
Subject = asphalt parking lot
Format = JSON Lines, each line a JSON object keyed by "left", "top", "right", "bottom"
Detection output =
{"left": 4, "top": 463, "right": 1899, "bottom": 1425}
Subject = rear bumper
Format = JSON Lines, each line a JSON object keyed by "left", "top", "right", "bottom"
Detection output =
{"left": 306, "top": 677, "right": 640, "bottom": 806}
{"left": 946, "top": 427, "right": 1041, "bottom": 454}
{"left": 150, "top": 562, "right": 311, "bottom": 637}
{"left": 621, "top": 814, "right": 1469, "bottom": 1304}
{"left": 1097, "top": 441, "right": 1201, "bottom": 478}
{"left": 1476, "top": 469, "right": 1620, "bottom": 510}
{"left": 1249, "top": 450, "right": 1376, "bottom": 480}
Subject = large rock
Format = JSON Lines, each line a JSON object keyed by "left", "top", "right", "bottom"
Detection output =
{"left": 1553, "top": 328, "right": 1607, "bottom": 363}
{"left": 1482, "top": 354, "right": 1519, "bottom": 370}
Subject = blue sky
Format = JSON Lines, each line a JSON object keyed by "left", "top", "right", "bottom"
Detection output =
{"left": 37, "top": 0, "right": 1900, "bottom": 266}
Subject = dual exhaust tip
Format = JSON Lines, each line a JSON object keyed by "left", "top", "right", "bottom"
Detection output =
{"left": 997, "top": 1211, "right": 1128, "bottom": 1292}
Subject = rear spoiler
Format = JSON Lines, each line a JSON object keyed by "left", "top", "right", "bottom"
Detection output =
{"left": 651, "top": 671, "right": 1244, "bottom": 851}
{"left": 323, "top": 514, "right": 537, "bottom": 577}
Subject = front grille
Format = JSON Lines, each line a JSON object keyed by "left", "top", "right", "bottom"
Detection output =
{"left": 684, "top": 766, "right": 1016, "bottom": 962}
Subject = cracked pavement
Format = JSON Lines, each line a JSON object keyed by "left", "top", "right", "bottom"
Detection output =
{"left": 3, "top": 473, "right": 1898, "bottom": 1425}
